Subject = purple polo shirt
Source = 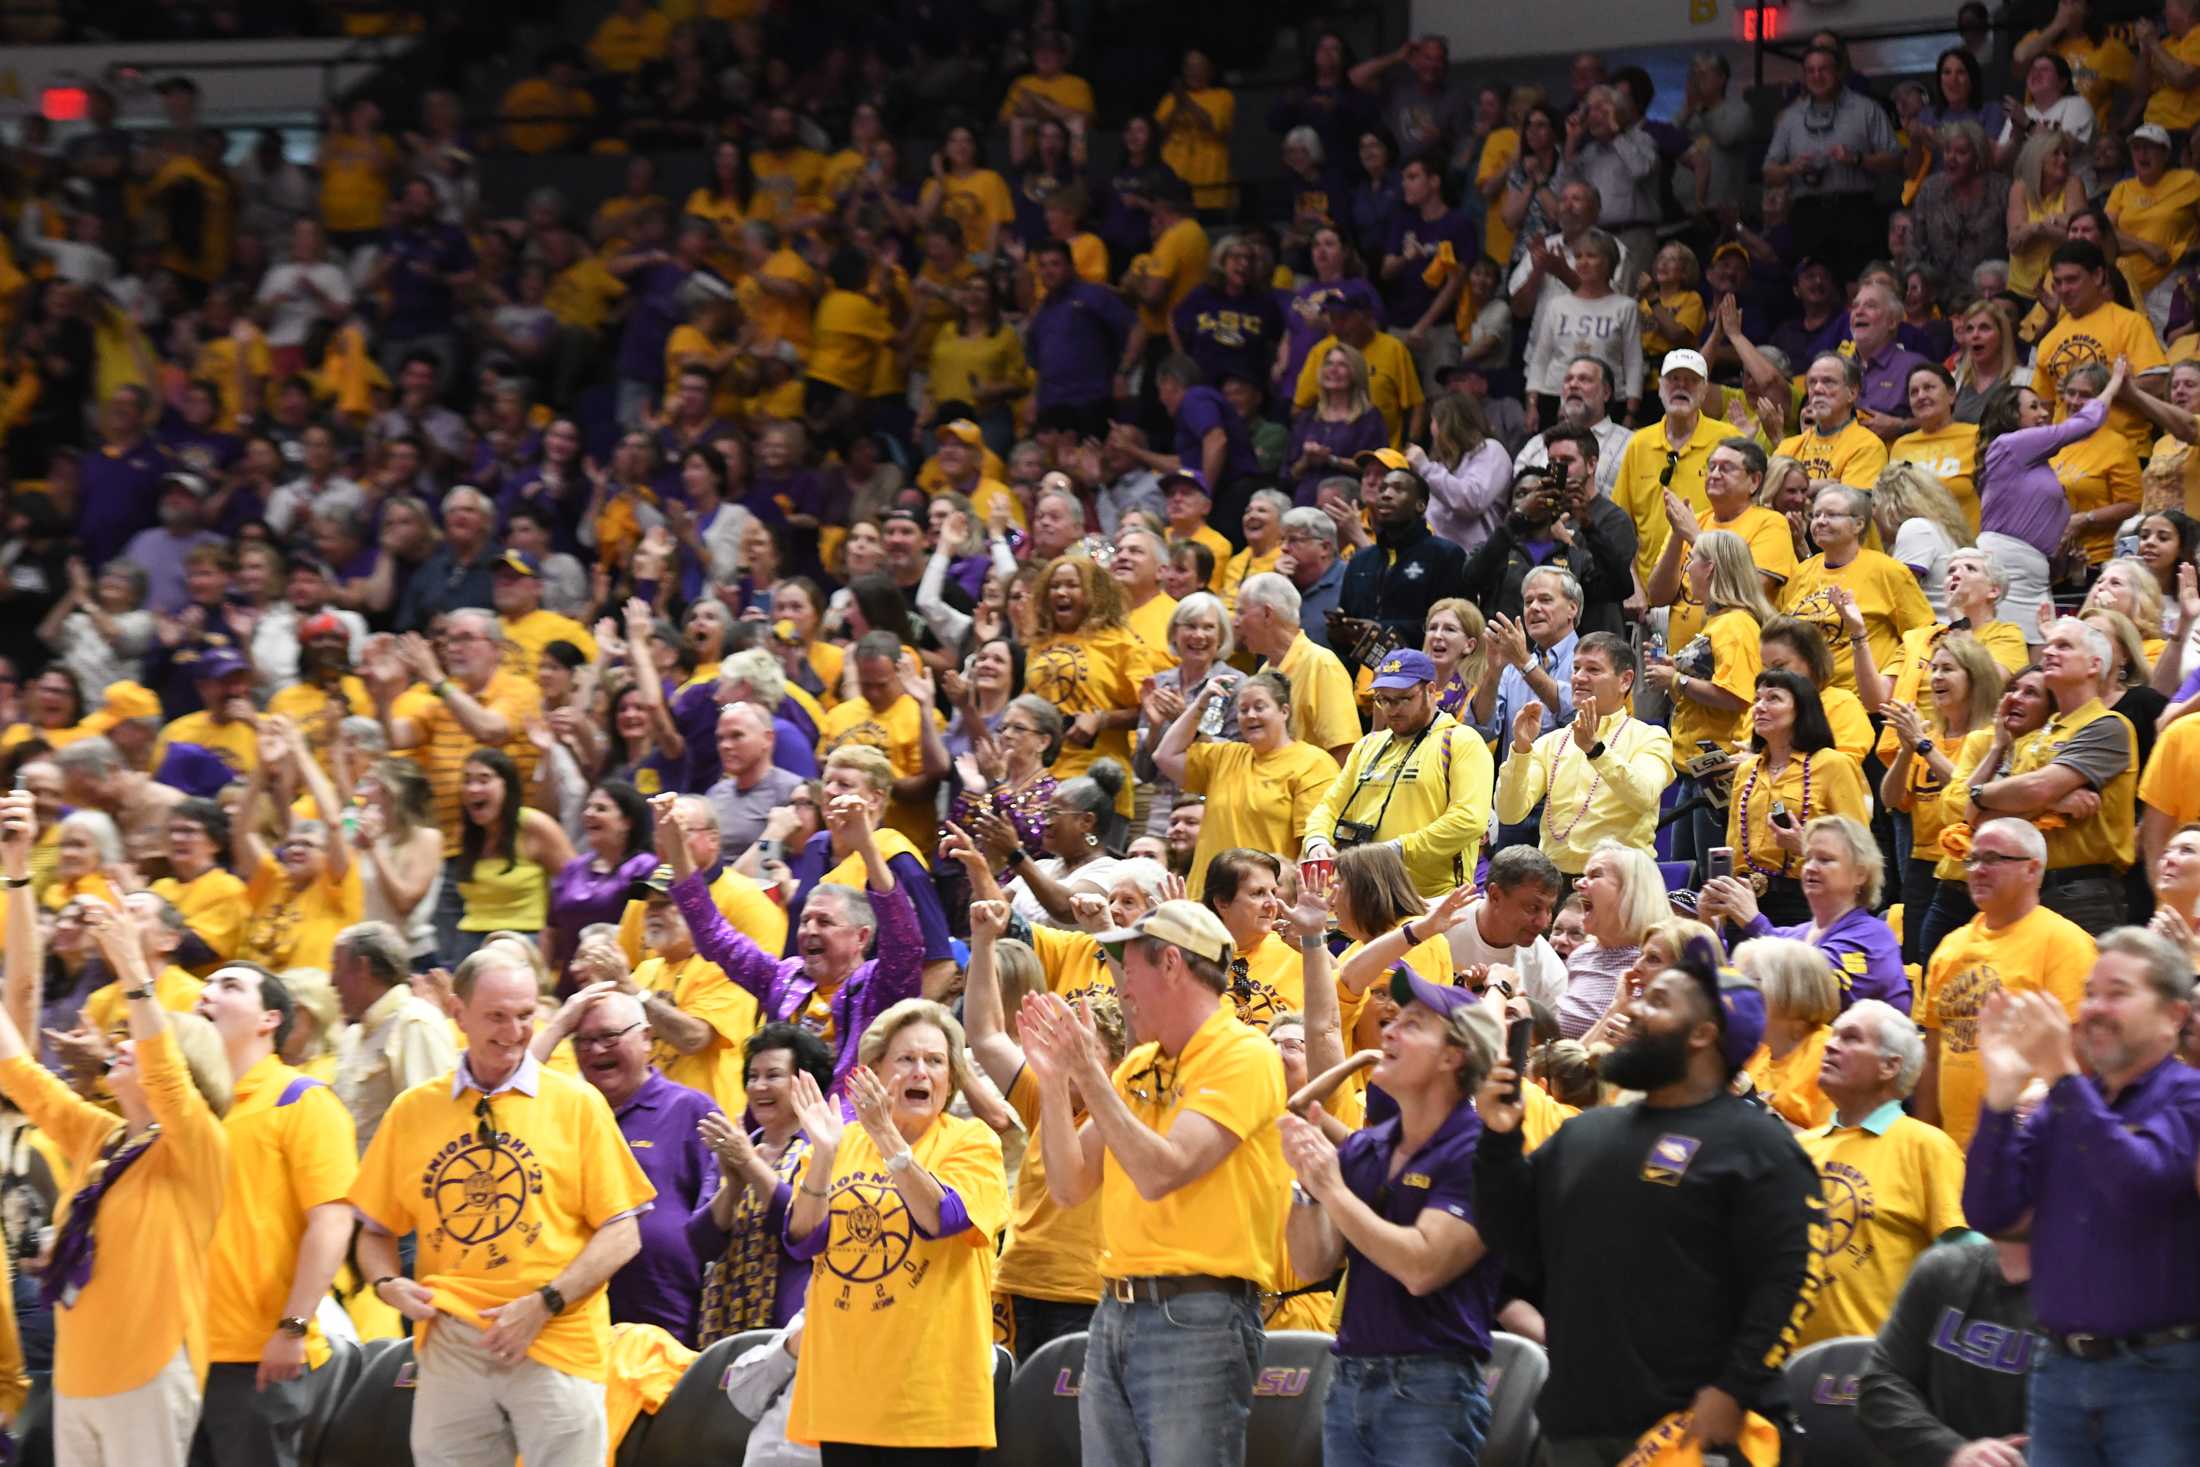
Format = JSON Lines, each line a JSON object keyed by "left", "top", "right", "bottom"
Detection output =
{"left": 1028, "top": 281, "right": 1133, "bottom": 410}
{"left": 1851, "top": 339, "right": 1931, "bottom": 422}
{"left": 1173, "top": 384, "right": 1260, "bottom": 486}
{"left": 616, "top": 261, "right": 691, "bottom": 385}
{"left": 79, "top": 438, "right": 171, "bottom": 566}
{"left": 1332, "top": 1098, "right": 1503, "bottom": 1358}
{"left": 607, "top": 1069, "right": 722, "bottom": 1346}
{"left": 1732, "top": 905, "right": 1910, "bottom": 1014}
{"left": 1965, "top": 1056, "right": 2200, "bottom": 1336}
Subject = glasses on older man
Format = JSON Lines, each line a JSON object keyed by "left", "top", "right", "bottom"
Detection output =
{"left": 573, "top": 1022, "right": 645, "bottom": 1050}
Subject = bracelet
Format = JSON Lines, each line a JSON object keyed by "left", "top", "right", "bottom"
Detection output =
{"left": 800, "top": 1182, "right": 830, "bottom": 1198}
{"left": 1400, "top": 919, "right": 1419, "bottom": 949}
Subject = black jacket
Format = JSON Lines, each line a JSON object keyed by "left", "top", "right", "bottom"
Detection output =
{"left": 1460, "top": 498, "right": 1638, "bottom": 638}
{"left": 1337, "top": 521, "right": 1468, "bottom": 673}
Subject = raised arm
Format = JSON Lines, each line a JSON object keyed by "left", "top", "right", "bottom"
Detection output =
{"left": 961, "top": 900, "right": 1024, "bottom": 1092}
{"left": 0, "top": 793, "right": 39, "bottom": 1049}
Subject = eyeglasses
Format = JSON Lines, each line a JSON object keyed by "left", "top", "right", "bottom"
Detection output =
{"left": 1962, "top": 852, "right": 2033, "bottom": 870}
{"left": 573, "top": 1022, "right": 645, "bottom": 1050}
{"left": 474, "top": 1095, "right": 499, "bottom": 1149}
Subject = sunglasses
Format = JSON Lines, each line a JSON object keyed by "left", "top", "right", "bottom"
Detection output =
{"left": 475, "top": 1095, "right": 500, "bottom": 1149}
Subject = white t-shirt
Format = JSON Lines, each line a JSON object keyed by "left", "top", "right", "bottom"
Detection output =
{"left": 256, "top": 262, "right": 354, "bottom": 347}
{"left": 1891, "top": 517, "right": 1959, "bottom": 619}
{"left": 1446, "top": 899, "right": 1568, "bottom": 1011}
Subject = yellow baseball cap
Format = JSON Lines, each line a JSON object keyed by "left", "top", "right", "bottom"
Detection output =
{"left": 79, "top": 682, "right": 162, "bottom": 734}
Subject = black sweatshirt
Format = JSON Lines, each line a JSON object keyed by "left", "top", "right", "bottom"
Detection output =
{"left": 1473, "top": 1092, "right": 1823, "bottom": 1440}
{"left": 1857, "top": 1238, "right": 2038, "bottom": 1467}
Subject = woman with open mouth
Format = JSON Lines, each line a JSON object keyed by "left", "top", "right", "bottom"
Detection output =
{"left": 785, "top": 999, "right": 1008, "bottom": 1464}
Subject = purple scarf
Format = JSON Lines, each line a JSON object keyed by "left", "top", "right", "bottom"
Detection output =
{"left": 42, "top": 1124, "right": 160, "bottom": 1309}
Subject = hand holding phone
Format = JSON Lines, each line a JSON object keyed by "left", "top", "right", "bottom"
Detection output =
{"left": 1504, "top": 1016, "right": 1532, "bottom": 1105}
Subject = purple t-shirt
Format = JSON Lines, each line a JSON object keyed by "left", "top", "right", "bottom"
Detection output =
{"left": 1172, "top": 285, "right": 1288, "bottom": 392}
{"left": 1173, "top": 385, "right": 1260, "bottom": 486}
{"left": 1382, "top": 208, "right": 1479, "bottom": 328}
{"left": 1027, "top": 281, "right": 1134, "bottom": 409}
{"left": 79, "top": 439, "right": 172, "bottom": 567}
{"left": 616, "top": 261, "right": 691, "bottom": 386}
{"left": 382, "top": 221, "right": 476, "bottom": 338}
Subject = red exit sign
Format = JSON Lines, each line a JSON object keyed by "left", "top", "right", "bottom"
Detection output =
{"left": 1741, "top": 5, "right": 1783, "bottom": 40}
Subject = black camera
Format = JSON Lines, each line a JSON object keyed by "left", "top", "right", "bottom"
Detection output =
{"left": 1333, "top": 819, "right": 1378, "bottom": 848}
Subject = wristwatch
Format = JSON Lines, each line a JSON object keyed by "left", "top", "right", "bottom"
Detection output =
{"left": 1968, "top": 783, "right": 1989, "bottom": 810}
{"left": 1585, "top": 741, "right": 1607, "bottom": 761}
{"left": 1915, "top": 738, "right": 1935, "bottom": 757}
{"left": 538, "top": 1283, "right": 567, "bottom": 1315}
{"left": 885, "top": 1151, "right": 915, "bottom": 1174}
{"left": 0, "top": 876, "right": 28, "bottom": 890}
{"left": 278, "top": 1315, "right": 310, "bottom": 1339}
{"left": 123, "top": 985, "right": 153, "bottom": 1001}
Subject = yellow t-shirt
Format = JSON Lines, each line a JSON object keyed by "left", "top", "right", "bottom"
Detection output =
{"left": 151, "top": 712, "right": 259, "bottom": 783}
{"left": 1641, "top": 290, "right": 1707, "bottom": 357}
{"left": 192, "top": 331, "right": 271, "bottom": 429}
{"left": 1025, "top": 627, "right": 1163, "bottom": 815}
{"left": 150, "top": 868, "right": 252, "bottom": 969}
{"left": 997, "top": 1066, "right": 1101, "bottom": 1305}
{"left": 1180, "top": 741, "right": 1341, "bottom": 900}
{"left": 2147, "top": 25, "right": 2200, "bottom": 130}
{"left": 1273, "top": 632, "right": 1362, "bottom": 754}
{"left": 2107, "top": 168, "right": 2200, "bottom": 299}
{"left": 1872, "top": 623, "right": 2029, "bottom": 770}
{"left": 1135, "top": 215, "right": 1213, "bottom": 335}
{"left": 1098, "top": 999, "right": 1286, "bottom": 1282}
{"left": 998, "top": 72, "right": 1096, "bottom": 121}
{"left": 317, "top": 133, "right": 397, "bottom": 233}
{"left": 1781, "top": 548, "right": 1936, "bottom": 694}
{"left": 817, "top": 694, "right": 943, "bottom": 851}
{"left": 498, "top": 78, "right": 597, "bottom": 156}
{"left": 1671, "top": 606, "right": 1762, "bottom": 757}
{"left": 809, "top": 290, "right": 896, "bottom": 395}
{"left": 82, "top": 963, "right": 204, "bottom": 1036}
{"left": 586, "top": 6, "right": 671, "bottom": 73}
{"left": 735, "top": 248, "right": 820, "bottom": 353}
{"left": 2139, "top": 708, "right": 2200, "bottom": 830}
{"left": 1219, "top": 544, "right": 1281, "bottom": 612}
{"left": 1797, "top": 1110, "right": 1967, "bottom": 1346}
{"left": 500, "top": 609, "right": 598, "bottom": 682}
{"left": 922, "top": 169, "right": 1018, "bottom": 256}
{"left": 748, "top": 147, "right": 828, "bottom": 229}
{"left": 1668, "top": 505, "right": 1798, "bottom": 655}
{"left": 1476, "top": 127, "right": 1522, "bottom": 266}
{"left": 786, "top": 1113, "right": 1005, "bottom": 1449}
{"left": 240, "top": 857, "right": 364, "bottom": 974}
{"left": 206, "top": 1057, "right": 357, "bottom": 1366}
{"left": 1292, "top": 330, "right": 1423, "bottom": 447}
{"left": 627, "top": 953, "right": 758, "bottom": 1113}
{"left": 1305, "top": 714, "right": 1494, "bottom": 898}
{"left": 2006, "top": 697, "right": 2137, "bottom": 871}
{"left": 1221, "top": 932, "right": 1306, "bottom": 1029}
{"left": 1744, "top": 1026, "right": 1833, "bottom": 1130}
{"left": 1125, "top": 591, "right": 1178, "bottom": 656}
{"left": 1890, "top": 422, "right": 1983, "bottom": 533}
{"left": 1920, "top": 905, "right": 2096, "bottom": 1149}
{"left": 1158, "top": 89, "right": 1238, "bottom": 209}
{"left": 349, "top": 1060, "right": 657, "bottom": 1382}
{"left": 617, "top": 869, "right": 788, "bottom": 982}
{"left": 268, "top": 677, "right": 376, "bottom": 782}
{"left": 1724, "top": 749, "right": 1871, "bottom": 881}
{"left": 2052, "top": 428, "right": 2144, "bottom": 565}
{"left": 927, "top": 325, "right": 1029, "bottom": 409}
{"left": 546, "top": 253, "right": 628, "bottom": 331}
{"left": 2036, "top": 300, "right": 2168, "bottom": 459}
{"left": 1027, "top": 922, "right": 1114, "bottom": 1004}
{"left": 1775, "top": 418, "right": 1889, "bottom": 490}
{"left": 2025, "top": 29, "right": 2135, "bottom": 132}
{"left": 1613, "top": 414, "right": 1733, "bottom": 584}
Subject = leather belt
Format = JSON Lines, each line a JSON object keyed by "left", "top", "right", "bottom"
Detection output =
{"left": 1105, "top": 1275, "right": 1254, "bottom": 1306}
{"left": 2050, "top": 1322, "right": 2200, "bottom": 1360}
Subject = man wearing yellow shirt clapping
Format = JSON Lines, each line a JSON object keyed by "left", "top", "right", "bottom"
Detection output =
{"left": 190, "top": 963, "right": 359, "bottom": 1467}
{"left": 350, "top": 946, "right": 656, "bottom": 1467}
{"left": 1495, "top": 632, "right": 1676, "bottom": 877}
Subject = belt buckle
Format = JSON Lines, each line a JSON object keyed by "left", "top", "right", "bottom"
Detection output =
{"left": 1110, "top": 1278, "right": 1136, "bottom": 1305}
{"left": 2066, "top": 1332, "right": 2103, "bottom": 1357}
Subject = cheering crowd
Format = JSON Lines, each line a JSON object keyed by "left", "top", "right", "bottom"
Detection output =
{"left": 2, "top": 2, "right": 2200, "bottom": 1465}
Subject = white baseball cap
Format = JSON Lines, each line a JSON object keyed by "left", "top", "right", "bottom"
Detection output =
{"left": 1661, "top": 349, "right": 1710, "bottom": 380}
{"left": 2133, "top": 123, "right": 2174, "bottom": 149}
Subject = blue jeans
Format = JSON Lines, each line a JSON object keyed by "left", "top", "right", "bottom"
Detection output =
{"left": 2031, "top": 1338, "right": 2200, "bottom": 1466}
{"left": 1322, "top": 1353, "right": 1490, "bottom": 1467}
{"left": 1079, "top": 1290, "right": 1264, "bottom": 1467}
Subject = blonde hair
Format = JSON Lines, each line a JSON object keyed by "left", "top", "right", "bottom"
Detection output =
{"left": 1756, "top": 454, "right": 1811, "bottom": 510}
{"left": 1315, "top": 341, "right": 1375, "bottom": 419}
{"left": 1588, "top": 840, "right": 1669, "bottom": 947}
{"left": 164, "top": 1009, "right": 235, "bottom": 1117}
{"left": 1734, "top": 935, "right": 1840, "bottom": 1027}
{"left": 2015, "top": 127, "right": 2072, "bottom": 204}
{"left": 1655, "top": 240, "right": 1701, "bottom": 289}
{"left": 1036, "top": 553, "right": 1127, "bottom": 634}
{"left": 1430, "top": 393, "right": 1491, "bottom": 462}
{"left": 1872, "top": 463, "right": 1974, "bottom": 551}
{"left": 1800, "top": 813, "right": 1886, "bottom": 909}
{"left": 857, "top": 999, "right": 985, "bottom": 1111}
{"left": 1641, "top": 917, "right": 1718, "bottom": 972}
{"left": 1423, "top": 597, "right": 1489, "bottom": 691}
{"left": 2085, "top": 557, "right": 2165, "bottom": 640}
{"left": 1926, "top": 632, "right": 2008, "bottom": 736}
{"left": 1955, "top": 298, "right": 2020, "bottom": 390}
{"left": 991, "top": 938, "right": 1044, "bottom": 1014}
{"left": 823, "top": 742, "right": 895, "bottom": 796}
{"left": 1693, "top": 530, "right": 1777, "bottom": 623}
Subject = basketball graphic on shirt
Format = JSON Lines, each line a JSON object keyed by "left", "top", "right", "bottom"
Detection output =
{"left": 823, "top": 1178, "right": 916, "bottom": 1285}
{"left": 1025, "top": 641, "right": 1089, "bottom": 704}
{"left": 429, "top": 1133, "right": 535, "bottom": 1245}
{"left": 1814, "top": 1159, "right": 1878, "bottom": 1274}
{"left": 1933, "top": 962, "right": 2001, "bottom": 1055}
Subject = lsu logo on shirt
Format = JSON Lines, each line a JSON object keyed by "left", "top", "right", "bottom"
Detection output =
{"left": 1641, "top": 1132, "right": 1702, "bottom": 1186}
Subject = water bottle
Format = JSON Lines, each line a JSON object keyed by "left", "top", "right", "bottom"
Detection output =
{"left": 1198, "top": 675, "right": 1234, "bottom": 736}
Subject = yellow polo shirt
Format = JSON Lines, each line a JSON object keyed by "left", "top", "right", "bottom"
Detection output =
{"left": 1776, "top": 418, "right": 1889, "bottom": 489}
{"left": 1494, "top": 711, "right": 1676, "bottom": 875}
{"left": 1798, "top": 1106, "right": 1967, "bottom": 1346}
{"left": 1724, "top": 749, "right": 1871, "bottom": 881}
{"left": 1272, "top": 632, "right": 1362, "bottom": 755}
{"left": 1097, "top": 998, "right": 1286, "bottom": 1282}
{"left": 1613, "top": 413, "right": 1732, "bottom": 584}
{"left": 206, "top": 1057, "right": 358, "bottom": 1366}
{"left": 1920, "top": 906, "right": 2095, "bottom": 1149}
{"left": 1219, "top": 544, "right": 1281, "bottom": 612}
{"left": 997, "top": 1066, "right": 1101, "bottom": 1305}
{"left": 150, "top": 868, "right": 252, "bottom": 968}
{"left": 349, "top": 1058, "right": 656, "bottom": 1382}
{"left": 2006, "top": 697, "right": 2137, "bottom": 870}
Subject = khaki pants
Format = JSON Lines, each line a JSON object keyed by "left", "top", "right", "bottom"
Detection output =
{"left": 411, "top": 1319, "right": 607, "bottom": 1467}
{"left": 55, "top": 1344, "right": 201, "bottom": 1467}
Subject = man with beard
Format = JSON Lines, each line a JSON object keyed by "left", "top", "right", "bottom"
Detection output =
{"left": 122, "top": 473, "right": 225, "bottom": 616}
{"left": 1514, "top": 356, "right": 1632, "bottom": 498}
{"left": 1473, "top": 938, "right": 1821, "bottom": 1467}
{"left": 1612, "top": 349, "right": 1730, "bottom": 589}
{"left": 1330, "top": 464, "right": 1467, "bottom": 675}
{"left": 1964, "top": 928, "right": 2200, "bottom": 1465}
{"left": 1462, "top": 452, "right": 1636, "bottom": 637}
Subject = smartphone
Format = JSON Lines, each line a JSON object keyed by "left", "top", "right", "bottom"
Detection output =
{"left": 758, "top": 837, "right": 785, "bottom": 865}
{"left": 1504, "top": 1016, "right": 1532, "bottom": 1105}
{"left": 1707, "top": 847, "right": 1734, "bottom": 881}
{"left": 1769, "top": 800, "right": 1793, "bottom": 828}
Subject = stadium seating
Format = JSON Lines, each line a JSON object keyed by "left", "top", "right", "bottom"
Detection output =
{"left": 313, "top": 1336, "right": 418, "bottom": 1467}
{"left": 1782, "top": 1334, "right": 1885, "bottom": 1467}
{"left": 1483, "top": 1330, "right": 1549, "bottom": 1467}
{"left": 615, "top": 1329, "right": 773, "bottom": 1467}
{"left": 1241, "top": 1330, "right": 1336, "bottom": 1467}
{"left": 995, "top": 1330, "right": 1090, "bottom": 1467}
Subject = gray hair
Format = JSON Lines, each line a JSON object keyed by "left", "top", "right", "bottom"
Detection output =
{"left": 339, "top": 716, "right": 389, "bottom": 755}
{"left": 2094, "top": 927, "right": 2198, "bottom": 1005}
{"left": 58, "top": 809, "right": 122, "bottom": 863}
{"left": 1169, "top": 591, "right": 1237, "bottom": 662}
{"left": 1944, "top": 548, "right": 2008, "bottom": 600}
{"left": 1280, "top": 507, "right": 1338, "bottom": 550}
{"left": 447, "top": 607, "right": 502, "bottom": 644}
{"left": 1107, "top": 857, "right": 1171, "bottom": 906}
{"left": 809, "top": 882, "right": 877, "bottom": 932}
{"left": 443, "top": 485, "right": 495, "bottom": 520}
{"left": 55, "top": 736, "right": 124, "bottom": 779}
{"left": 1972, "top": 258, "right": 2010, "bottom": 290}
{"left": 1846, "top": 998, "right": 1927, "bottom": 1096}
{"left": 1283, "top": 125, "right": 1324, "bottom": 164}
{"left": 1854, "top": 279, "right": 1901, "bottom": 316}
{"left": 1973, "top": 816, "right": 2047, "bottom": 865}
{"left": 1249, "top": 488, "right": 1292, "bottom": 520}
{"left": 1237, "top": 572, "right": 1301, "bottom": 622}
{"left": 672, "top": 793, "right": 720, "bottom": 839}
{"left": 720, "top": 647, "right": 787, "bottom": 707}
{"left": 1810, "top": 352, "right": 1865, "bottom": 393}
{"left": 1815, "top": 483, "right": 1873, "bottom": 523}
{"left": 333, "top": 920, "right": 409, "bottom": 983}
{"left": 1522, "top": 564, "right": 1583, "bottom": 610}
{"left": 1315, "top": 475, "right": 1360, "bottom": 503}
{"left": 2050, "top": 619, "right": 2114, "bottom": 680}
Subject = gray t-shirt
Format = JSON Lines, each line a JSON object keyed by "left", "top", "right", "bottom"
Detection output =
{"left": 1764, "top": 89, "right": 1897, "bottom": 198}
{"left": 707, "top": 765, "right": 807, "bottom": 862}
{"left": 1446, "top": 899, "right": 1568, "bottom": 1012}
